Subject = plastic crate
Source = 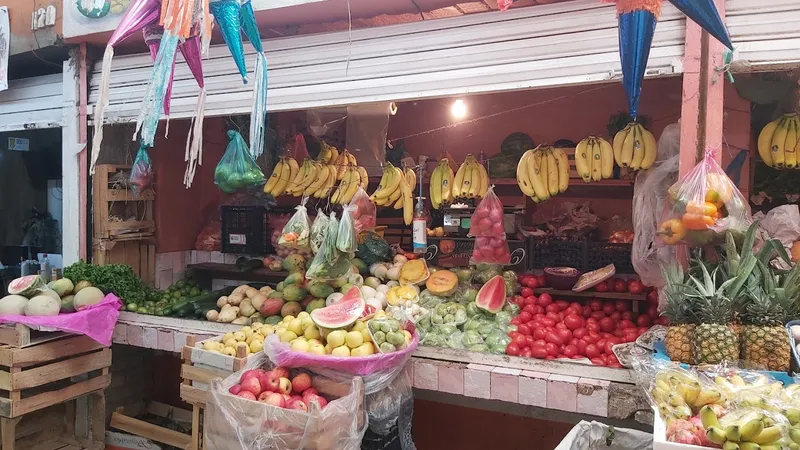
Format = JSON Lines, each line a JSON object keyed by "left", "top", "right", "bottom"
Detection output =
{"left": 423, "top": 237, "right": 527, "bottom": 272}
{"left": 586, "top": 242, "right": 635, "bottom": 274}
{"left": 220, "top": 206, "right": 271, "bottom": 255}
{"left": 528, "top": 238, "right": 586, "bottom": 270}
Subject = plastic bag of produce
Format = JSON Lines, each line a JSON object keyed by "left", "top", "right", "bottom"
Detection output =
{"left": 362, "top": 368, "right": 416, "bottom": 450}
{"left": 307, "top": 213, "right": 352, "bottom": 281}
{"left": 205, "top": 351, "right": 367, "bottom": 450}
{"left": 348, "top": 187, "right": 376, "bottom": 233}
{"left": 129, "top": 144, "right": 154, "bottom": 197}
{"left": 265, "top": 331, "right": 418, "bottom": 394}
{"left": 470, "top": 236, "right": 511, "bottom": 265}
{"left": 336, "top": 205, "right": 358, "bottom": 254}
{"left": 279, "top": 197, "right": 311, "bottom": 250}
{"left": 469, "top": 186, "right": 505, "bottom": 237}
{"left": 214, "top": 130, "right": 266, "bottom": 193}
{"left": 658, "top": 149, "right": 751, "bottom": 247}
{"left": 310, "top": 210, "right": 330, "bottom": 254}
{"left": 554, "top": 421, "right": 653, "bottom": 450}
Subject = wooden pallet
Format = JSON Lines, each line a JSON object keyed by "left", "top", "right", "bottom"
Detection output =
{"left": 0, "top": 324, "right": 69, "bottom": 348}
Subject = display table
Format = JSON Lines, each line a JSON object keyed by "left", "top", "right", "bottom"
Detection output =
{"left": 112, "top": 312, "right": 650, "bottom": 424}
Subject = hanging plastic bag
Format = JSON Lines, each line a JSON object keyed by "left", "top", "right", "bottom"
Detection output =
{"left": 310, "top": 210, "right": 330, "bottom": 254}
{"left": 307, "top": 213, "right": 351, "bottom": 280}
{"left": 129, "top": 144, "right": 154, "bottom": 197}
{"left": 469, "top": 186, "right": 505, "bottom": 237}
{"left": 470, "top": 236, "right": 511, "bottom": 265}
{"left": 279, "top": 197, "right": 312, "bottom": 250}
{"left": 337, "top": 206, "right": 358, "bottom": 254}
{"left": 214, "top": 130, "right": 266, "bottom": 193}
{"left": 658, "top": 149, "right": 751, "bottom": 247}
{"left": 349, "top": 188, "right": 376, "bottom": 233}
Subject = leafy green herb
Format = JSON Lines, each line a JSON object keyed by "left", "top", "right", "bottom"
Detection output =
{"left": 64, "top": 261, "right": 145, "bottom": 304}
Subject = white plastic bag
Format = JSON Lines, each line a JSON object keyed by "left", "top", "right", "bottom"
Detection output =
{"left": 554, "top": 421, "right": 653, "bottom": 450}
{"left": 754, "top": 204, "right": 800, "bottom": 269}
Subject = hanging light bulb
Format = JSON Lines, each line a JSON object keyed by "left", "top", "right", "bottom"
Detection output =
{"left": 451, "top": 99, "right": 467, "bottom": 119}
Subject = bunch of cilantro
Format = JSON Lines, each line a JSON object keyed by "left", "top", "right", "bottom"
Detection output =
{"left": 63, "top": 261, "right": 145, "bottom": 305}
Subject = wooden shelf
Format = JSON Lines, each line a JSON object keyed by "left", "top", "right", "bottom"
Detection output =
{"left": 107, "top": 189, "right": 155, "bottom": 202}
{"left": 187, "top": 263, "right": 288, "bottom": 288}
{"left": 533, "top": 288, "right": 647, "bottom": 302}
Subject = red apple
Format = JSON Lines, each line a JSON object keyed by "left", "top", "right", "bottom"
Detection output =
{"left": 260, "top": 392, "right": 286, "bottom": 408}
{"left": 302, "top": 388, "right": 319, "bottom": 398}
{"left": 291, "top": 373, "right": 312, "bottom": 394}
{"left": 272, "top": 367, "right": 290, "bottom": 379}
{"left": 287, "top": 399, "right": 308, "bottom": 412}
{"left": 278, "top": 377, "right": 292, "bottom": 395}
{"left": 237, "top": 391, "right": 257, "bottom": 401}
{"left": 282, "top": 394, "right": 292, "bottom": 403}
{"left": 260, "top": 371, "right": 280, "bottom": 393}
{"left": 303, "top": 393, "right": 328, "bottom": 410}
{"left": 240, "top": 369, "right": 264, "bottom": 383}
{"left": 228, "top": 384, "right": 242, "bottom": 395}
{"left": 240, "top": 375, "right": 263, "bottom": 397}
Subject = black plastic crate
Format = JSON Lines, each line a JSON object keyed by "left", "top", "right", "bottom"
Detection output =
{"left": 528, "top": 238, "right": 586, "bottom": 270}
{"left": 423, "top": 237, "right": 527, "bottom": 272}
{"left": 586, "top": 242, "right": 634, "bottom": 274}
{"left": 220, "top": 206, "right": 271, "bottom": 255}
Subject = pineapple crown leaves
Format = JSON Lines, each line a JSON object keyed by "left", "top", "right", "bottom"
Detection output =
{"left": 722, "top": 221, "right": 793, "bottom": 302}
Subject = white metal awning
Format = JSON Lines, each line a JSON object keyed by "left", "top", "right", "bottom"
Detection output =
{"left": 0, "top": 74, "right": 65, "bottom": 132}
{"left": 88, "top": 0, "right": 686, "bottom": 124}
{"left": 728, "top": 0, "right": 800, "bottom": 71}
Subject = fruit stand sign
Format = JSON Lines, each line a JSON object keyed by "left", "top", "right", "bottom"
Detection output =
{"left": 8, "top": 137, "right": 29, "bottom": 152}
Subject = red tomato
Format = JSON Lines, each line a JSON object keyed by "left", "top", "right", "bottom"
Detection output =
{"left": 590, "top": 357, "right": 606, "bottom": 366}
{"left": 623, "top": 332, "right": 639, "bottom": 343}
{"left": 534, "top": 305, "right": 545, "bottom": 315}
{"left": 524, "top": 296, "right": 537, "bottom": 306}
{"left": 534, "top": 313, "right": 546, "bottom": 321}
{"left": 622, "top": 311, "right": 633, "bottom": 320}
{"left": 526, "top": 335, "right": 536, "bottom": 347}
{"left": 541, "top": 317, "right": 556, "bottom": 328}
{"left": 533, "top": 328, "right": 547, "bottom": 340}
{"left": 569, "top": 301, "right": 582, "bottom": 311}
{"left": 555, "top": 300, "right": 570, "bottom": 311}
{"left": 613, "top": 329, "right": 625, "bottom": 338}
{"left": 506, "top": 343, "right": 520, "bottom": 356}
{"left": 513, "top": 334, "right": 527, "bottom": 347}
{"left": 596, "top": 338, "right": 607, "bottom": 352}
{"left": 586, "top": 322, "right": 600, "bottom": 333}
{"left": 530, "top": 346, "right": 548, "bottom": 359}
{"left": 563, "top": 345, "right": 578, "bottom": 358}
{"left": 591, "top": 311, "right": 607, "bottom": 321}
{"left": 538, "top": 293, "right": 553, "bottom": 307}
{"left": 519, "top": 312, "right": 533, "bottom": 323}
{"left": 521, "top": 347, "right": 533, "bottom": 358}
{"left": 513, "top": 296, "right": 525, "bottom": 306}
{"left": 646, "top": 305, "right": 659, "bottom": 319}
{"left": 508, "top": 331, "right": 521, "bottom": 340}
{"left": 545, "top": 304, "right": 561, "bottom": 314}
{"left": 510, "top": 317, "right": 521, "bottom": 326}
{"left": 573, "top": 328, "right": 588, "bottom": 340}
{"left": 604, "top": 338, "right": 619, "bottom": 354}
{"left": 599, "top": 317, "right": 616, "bottom": 333}
{"left": 647, "top": 289, "right": 659, "bottom": 305}
{"left": 615, "top": 300, "right": 629, "bottom": 312}
{"left": 533, "top": 339, "right": 547, "bottom": 348}
{"left": 519, "top": 274, "right": 531, "bottom": 284}
{"left": 594, "top": 281, "right": 609, "bottom": 293}
{"left": 563, "top": 314, "right": 585, "bottom": 331}
{"left": 582, "top": 306, "right": 593, "bottom": 318}
{"left": 524, "top": 278, "right": 539, "bottom": 289}
{"left": 636, "top": 315, "right": 652, "bottom": 327}
{"left": 555, "top": 322, "right": 568, "bottom": 330}
{"left": 602, "top": 303, "right": 615, "bottom": 316}
{"left": 544, "top": 332, "right": 564, "bottom": 346}
{"left": 568, "top": 338, "right": 579, "bottom": 347}
{"left": 614, "top": 279, "right": 628, "bottom": 293}
{"left": 535, "top": 275, "right": 547, "bottom": 287}
{"left": 589, "top": 299, "right": 603, "bottom": 311}
{"left": 576, "top": 339, "right": 588, "bottom": 355}
{"left": 517, "top": 324, "right": 531, "bottom": 336}
{"left": 627, "top": 279, "right": 644, "bottom": 295}
{"left": 523, "top": 305, "right": 537, "bottom": 316}
{"left": 585, "top": 344, "right": 601, "bottom": 359}
{"left": 545, "top": 355, "right": 556, "bottom": 360}
{"left": 584, "top": 331, "right": 601, "bottom": 344}
{"left": 544, "top": 342, "right": 559, "bottom": 356}
{"left": 605, "top": 354, "right": 621, "bottom": 365}
{"left": 656, "top": 316, "right": 670, "bottom": 326}
{"left": 619, "top": 319, "right": 636, "bottom": 330}
{"left": 520, "top": 287, "right": 534, "bottom": 298}
{"left": 637, "top": 327, "right": 649, "bottom": 335}
{"left": 607, "top": 361, "right": 623, "bottom": 368}
{"left": 546, "top": 312, "right": 561, "bottom": 323}
{"left": 556, "top": 328, "right": 573, "bottom": 343}
{"left": 610, "top": 312, "right": 622, "bottom": 322}
{"left": 586, "top": 317, "right": 598, "bottom": 324}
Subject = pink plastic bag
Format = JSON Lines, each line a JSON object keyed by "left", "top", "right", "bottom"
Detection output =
{"left": 0, "top": 294, "right": 122, "bottom": 346}
{"left": 470, "top": 236, "right": 511, "bottom": 265}
{"left": 469, "top": 186, "right": 505, "bottom": 237}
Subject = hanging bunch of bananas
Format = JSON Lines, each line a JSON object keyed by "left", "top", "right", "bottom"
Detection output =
{"left": 516, "top": 146, "right": 569, "bottom": 203}
{"left": 452, "top": 155, "right": 489, "bottom": 200}
{"left": 330, "top": 149, "right": 369, "bottom": 204}
{"left": 430, "top": 158, "right": 455, "bottom": 210}
{"left": 612, "top": 122, "right": 658, "bottom": 170}
{"left": 370, "top": 163, "right": 415, "bottom": 224}
{"left": 263, "top": 156, "right": 300, "bottom": 197}
{"left": 758, "top": 113, "right": 800, "bottom": 169}
{"left": 574, "top": 137, "right": 614, "bottom": 182}
{"left": 316, "top": 140, "right": 340, "bottom": 164}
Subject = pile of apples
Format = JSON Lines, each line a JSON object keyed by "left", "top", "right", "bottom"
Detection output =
{"left": 228, "top": 367, "right": 328, "bottom": 412}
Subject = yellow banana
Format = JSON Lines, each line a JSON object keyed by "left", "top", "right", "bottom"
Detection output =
{"left": 467, "top": 160, "right": 480, "bottom": 198}
{"left": 430, "top": 162, "right": 443, "bottom": 209}
{"left": 401, "top": 179, "right": 413, "bottom": 225}
{"left": 386, "top": 181, "right": 403, "bottom": 205}
{"left": 475, "top": 161, "right": 489, "bottom": 198}
{"left": 613, "top": 124, "right": 632, "bottom": 167}
{"left": 750, "top": 426, "right": 783, "bottom": 445}
{"left": 517, "top": 150, "right": 537, "bottom": 196}
{"left": 553, "top": 148, "right": 569, "bottom": 193}
{"left": 771, "top": 117, "right": 789, "bottom": 169}
{"left": 273, "top": 158, "right": 293, "bottom": 196}
{"left": 317, "top": 142, "right": 332, "bottom": 163}
{"left": 739, "top": 418, "right": 765, "bottom": 442}
{"left": 545, "top": 149, "right": 559, "bottom": 197}
{"left": 392, "top": 194, "right": 404, "bottom": 210}
{"left": 312, "top": 165, "right": 330, "bottom": 198}
{"left": 706, "top": 427, "right": 727, "bottom": 445}
{"left": 722, "top": 442, "right": 740, "bottom": 450}
{"left": 357, "top": 166, "right": 369, "bottom": 189}
{"left": 530, "top": 149, "right": 550, "bottom": 201}
{"left": 442, "top": 164, "right": 455, "bottom": 204}
{"left": 639, "top": 127, "right": 658, "bottom": 170}
{"left": 789, "top": 427, "right": 800, "bottom": 444}
{"left": 370, "top": 166, "right": 391, "bottom": 202}
{"left": 463, "top": 158, "right": 477, "bottom": 198}
{"left": 758, "top": 118, "right": 780, "bottom": 167}
{"left": 737, "top": 443, "right": 761, "bottom": 450}
{"left": 700, "top": 405, "right": 721, "bottom": 429}
{"left": 404, "top": 167, "right": 417, "bottom": 190}
{"left": 335, "top": 151, "right": 349, "bottom": 180}
{"left": 283, "top": 158, "right": 300, "bottom": 194}
{"left": 785, "top": 117, "right": 799, "bottom": 169}
{"left": 677, "top": 383, "right": 700, "bottom": 405}
{"left": 452, "top": 159, "right": 468, "bottom": 198}
{"left": 288, "top": 160, "right": 310, "bottom": 196}
{"left": 590, "top": 139, "right": 603, "bottom": 182}
{"left": 304, "top": 162, "right": 329, "bottom": 196}
{"left": 629, "top": 125, "right": 645, "bottom": 169}
{"left": 347, "top": 152, "right": 357, "bottom": 166}
{"left": 373, "top": 165, "right": 401, "bottom": 200}
{"left": 725, "top": 424, "right": 742, "bottom": 442}
{"left": 598, "top": 137, "right": 615, "bottom": 179}
{"left": 574, "top": 139, "right": 592, "bottom": 183}
{"left": 328, "top": 146, "right": 339, "bottom": 165}
{"left": 691, "top": 389, "right": 722, "bottom": 408}
{"left": 340, "top": 167, "right": 360, "bottom": 204}
{"left": 264, "top": 159, "right": 285, "bottom": 196}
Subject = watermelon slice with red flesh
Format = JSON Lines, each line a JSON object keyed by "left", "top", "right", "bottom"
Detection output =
{"left": 311, "top": 286, "right": 365, "bottom": 329}
{"left": 7, "top": 275, "right": 46, "bottom": 298}
{"left": 475, "top": 275, "right": 506, "bottom": 314}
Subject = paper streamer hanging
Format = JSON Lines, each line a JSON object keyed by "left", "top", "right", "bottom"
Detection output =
{"left": 240, "top": 0, "right": 268, "bottom": 158}
{"left": 179, "top": 32, "right": 207, "bottom": 188}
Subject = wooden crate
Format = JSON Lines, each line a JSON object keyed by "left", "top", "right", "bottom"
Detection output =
{"left": 92, "top": 164, "right": 155, "bottom": 241}
{"left": 109, "top": 403, "right": 191, "bottom": 450}
{"left": 92, "top": 239, "right": 156, "bottom": 287}
{"left": 0, "top": 324, "right": 69, "bottom": 348}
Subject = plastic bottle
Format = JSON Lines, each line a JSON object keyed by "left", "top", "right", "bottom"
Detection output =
{"left": 40, "top": 254, "right": 51, "bottom": 282}
{"left": 412, "top": 197, "right": 427, "bottom": 254}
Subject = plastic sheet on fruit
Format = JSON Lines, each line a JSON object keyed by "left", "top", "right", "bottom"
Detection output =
{"left": 310, "top": 210, "right": 330, "bottom": 255}
{"left": 205, "top": 351, "right": 367, "bottom": 450}
{"left": 554, "top": 420, "right": 653, "bottom": 450}
{"left": 265, "top": 333, "right": 417, "bottom": 394}
{"left": 129, "top": 144, "right": 154, "bottom": 197}
{"left": 658, "top": 148, "right": 752, "bottom": 247}
{"left": 631, "top": 121, "right": 680, "bottom": 288}
{"left": 213, "top": 130, "right": 266, "bottom": 193}
{"left": 468, "top": 186, "right": 506, "bottom": 237}
{"left": 336, "top": 206, "right": 358, "bottom": 254}
{"left": 279, "top": 197, "right": 311, "bottom": 250}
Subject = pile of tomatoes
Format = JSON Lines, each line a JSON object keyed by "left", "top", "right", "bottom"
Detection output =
{"left": 592, "top": 277, "right": 646, "bottom": 294}
{"left": 505, "top": 290, "right": 666, "bottom": 367}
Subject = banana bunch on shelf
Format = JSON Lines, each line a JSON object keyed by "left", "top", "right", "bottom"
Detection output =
{"left": 516, "top": 146, "right": 569, "bottom": 203}
{"left": 370, "top": 164, "right": 416, "bottom": 225}
{"left": 758, "top": 113, "right": 800, "bottom": 169}
{"left": 452, "top": 155, "right": 489, "bottom": 200}
{"left": 430, "top": 158, "right": 455, "bottom": 210}
{"left": 612, "top": 122, "right": 657, "bottom": 170}
{"left": 575, "top": 137, "right": 614, "bottom": 182}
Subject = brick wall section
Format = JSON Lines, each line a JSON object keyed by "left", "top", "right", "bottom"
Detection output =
{"left": 155, "top": 250, "right": 246, "bottom": 290}
{"left": 105, "top": 344, "right": 155, "bottom": 422}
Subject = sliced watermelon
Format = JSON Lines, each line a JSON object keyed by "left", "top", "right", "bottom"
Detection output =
{"left": 311, "top": 287, "right": 365, "bottom": 329}
{"left": 475, "top": 275, "right": 506, "bottom": 314}
{"left": 8, "top": 275, "right": 46, "bottom": 298}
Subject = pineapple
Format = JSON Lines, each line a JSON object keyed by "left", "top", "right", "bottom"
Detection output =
{"left": 685, "top": 263, "right": 739, "bottom": 364}
{"left": 661, "top": 261, "right": 698, "bottom": 364}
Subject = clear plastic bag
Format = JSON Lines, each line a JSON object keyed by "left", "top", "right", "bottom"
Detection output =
{"left": 469, "top": 186, "right": 505, "bottom": 237}
{"left": 307, "top": 213, "right": 351, "bottom": 281}
{"left": 470, "top": 236, "right": 511, "bottom": 265}
{"left": 659, "top": 149, "right": 751, "bottom": 247}
{"left": 555, "top": 421, "right": 653, "bottom": 450}
{"left": 336, "top": 206, "right": 358, "bottom": 254}
{"left": 205, "top": 350, "right": 367, "bottom": 450}
{"left": 310, "top": 210, "right": 330, "bottom": 255}
{"left": 366, "top": 316, "right": 412, "bottom": 354}
{"left": 279, "top": 197, "right": 311, "bottom": 250}
{"left": 129, "top": 144, "right": 154, "bottom": 197}
{"left": 214, "top": 130, "right": 266, "bottom": 193}
{"left": 363, "top": 369, "right": 416, "bottom": 450}
{"left": 348, "top": 188, "right": 376, "bottom": 233}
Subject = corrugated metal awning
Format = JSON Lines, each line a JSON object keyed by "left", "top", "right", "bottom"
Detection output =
{"left": 728, "top": 0, "right": 800, "bottom": 71}
{"left": 0, "top": 74, "right": 64, "bottom": 131}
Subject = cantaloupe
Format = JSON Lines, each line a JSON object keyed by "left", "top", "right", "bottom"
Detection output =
{"left": 425, "top": 270, "right": 459, "bottom": 296}
{"left": 24, "top": 295, "right": 61, "bottom": 316}
{"left": 0, "top": 295, "right": 29, "bottom": 315}
{"left": 73, "top": 287, "right": 105, "bottom": 311}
